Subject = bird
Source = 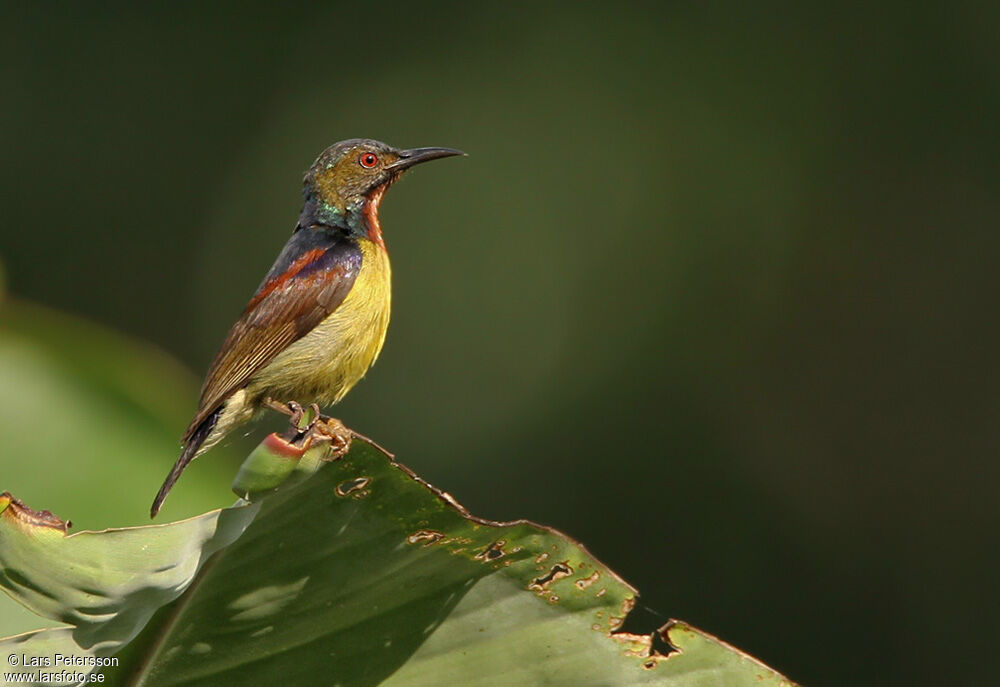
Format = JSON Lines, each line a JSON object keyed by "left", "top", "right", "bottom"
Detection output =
{"left": 150, "top": 138, "right": 464, "bottom": 517}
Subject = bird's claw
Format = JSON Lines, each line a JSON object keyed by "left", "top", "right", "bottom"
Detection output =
{"left": 312, "top": 415, "right": 352, "bottom": 460}
{"left": 287, "top": 401, "right": 305, "bottom": 428}
{"left": 302, "top": 403, "right": 323, "bottom": 434}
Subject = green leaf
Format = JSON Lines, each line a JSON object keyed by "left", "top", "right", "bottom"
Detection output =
{"left": 0, "top": 300, "right": 242, "bottom": 528}
{"left": 0, "top": 492, "right": 256, "bottom": 653}
{"left": 0, "top": 438, "right": 796, "bottom": 686}
{"left": 0, "top": 299, "right": 245, "bottom": 639}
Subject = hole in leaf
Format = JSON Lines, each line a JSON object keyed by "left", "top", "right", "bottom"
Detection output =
{"left": 529, "top": 562, "right": 573, "bottom": 591}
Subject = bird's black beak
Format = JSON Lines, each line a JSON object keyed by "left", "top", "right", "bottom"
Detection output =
{"left": 388, "top": 147, "right": 466, "bottom": 170}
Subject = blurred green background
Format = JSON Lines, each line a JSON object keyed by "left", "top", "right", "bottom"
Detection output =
{"left": 1, "top": 2, "right": 997, "bottom": 684}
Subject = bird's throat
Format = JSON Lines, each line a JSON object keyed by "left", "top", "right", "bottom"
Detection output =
{"left": 363, "top": 184, "right": 387, "bottom": 248}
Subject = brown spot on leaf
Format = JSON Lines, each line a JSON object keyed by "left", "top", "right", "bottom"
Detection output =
{"left": 607, "top": 626, "right": 677, "bottom": 668}
{"left": 606, "top": 621, "right": 682, "bottom": 668}
{"left": 335, "top": 477, "right": 371, "bottom": 498}
{"left": 528, "top": 562, "right": 573, "bottom": 593}
{"left": 475, "top": 540, "right": 507, "bottom": 562}
{"left": 575, "top": 570, "right": 601, "bottom": 590}
{"left": 0, "top": 493, "right": 70, "bottom": 533}
{"left": 610, "top": 631, "right": 652, "bottom": 656}
{"left": 407, "top": 530, "right": 445, "bottom": 546}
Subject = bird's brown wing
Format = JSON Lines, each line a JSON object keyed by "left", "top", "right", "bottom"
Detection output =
{"left": 184, "top": 227, "right": 362, "bottom": 440}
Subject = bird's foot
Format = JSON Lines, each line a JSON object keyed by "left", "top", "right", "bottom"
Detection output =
{"left": 269, "top": 400, "right": 350, "bottom": 459}
{"left": 265, "top": 397, "right": 390, "bottom": 461}
{"left": 311, "top": 415, "right": 352, "bottom": 460}
{"left": 288, "top": 401, "right": 307, "bottom": 429}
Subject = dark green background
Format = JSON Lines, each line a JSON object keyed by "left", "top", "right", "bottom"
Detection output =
{"left": 2, "top": 3, "right": 997, "bottom": 685}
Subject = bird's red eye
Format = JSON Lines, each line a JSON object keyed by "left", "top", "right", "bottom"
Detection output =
{"left": 359, "top": 152, "right": 378, "bottom": 168}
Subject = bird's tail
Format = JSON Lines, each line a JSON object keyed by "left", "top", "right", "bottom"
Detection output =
{"left": 150, "top": 409, "right": 221, "bottom": 518}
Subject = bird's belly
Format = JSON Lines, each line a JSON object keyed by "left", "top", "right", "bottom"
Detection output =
{"left": 248, "top": 240, "right": 391, "bottom": 405}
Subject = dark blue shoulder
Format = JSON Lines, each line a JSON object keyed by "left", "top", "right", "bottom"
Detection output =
{"left": 259, "top": 225, "right": 362, "bottom": 287}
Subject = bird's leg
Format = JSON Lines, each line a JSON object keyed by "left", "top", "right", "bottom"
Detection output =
{"left": 265, "top": 398, "right": 316, "bottom": 434}
{"left": 264, "top": 397, "right": 303, "bottom": 419}
{"left": 264, "top": 398, "right": 318, "bottom": 444}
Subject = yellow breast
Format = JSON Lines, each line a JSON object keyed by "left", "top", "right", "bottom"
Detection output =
{"left": 249, "top": 238, "right": 391, "bottom": 405}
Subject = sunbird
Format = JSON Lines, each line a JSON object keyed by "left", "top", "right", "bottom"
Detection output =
{"left": 150, "top": 139, "right": 464, "bottom": 517}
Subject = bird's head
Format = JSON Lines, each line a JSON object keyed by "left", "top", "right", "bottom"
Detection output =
{"left": 301, "top": 138, "right": 464, "bottom": 239}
